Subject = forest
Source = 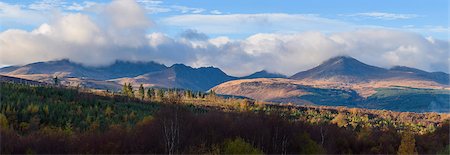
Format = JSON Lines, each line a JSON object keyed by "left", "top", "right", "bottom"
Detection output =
{"left": 1, "top": 82, "right": 449, "bottom": 154}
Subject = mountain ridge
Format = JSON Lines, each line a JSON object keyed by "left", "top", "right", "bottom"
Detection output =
{"left": 112, "top": 63, "right": 237, "bottom": 91}
{"left": 242, "top": 70, "right": 287, "bottom": 79}
{"left": 291, "top": 56, "right": 389, "bottom": 81}
{"left": 290, "top": 56, "right": 449, "bottom": 85}
{"left": 212, "top": 56, "right": 449, "bottom": 112}
{"left": 1, "top": 56, "right": 449, "bottom": 112}
{"left": 1, "top": 56, "right": 448, "bottom": 92}
{"left": 0, "top": 59, "right": 168, "bottom": 80}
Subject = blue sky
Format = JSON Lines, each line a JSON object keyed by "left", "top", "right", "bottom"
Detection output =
{"left": 1, "top": 0, "right": 448, "bottom": 39}
{"left": 0, "top": 0, "right": 449, "bottom": 75}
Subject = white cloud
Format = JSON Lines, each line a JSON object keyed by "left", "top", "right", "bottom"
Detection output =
{"left": 171, "top": 5, "right": 205, "bottom": 14}
{"left": 0, "top": 2, "right": 48, "bottom": 27}
{"left": 137, "top": 0, "right": 163, "bottom": 5}
{"left": 406, "top": 25, "right": 450, "bottom": 34}
{"left": 65, "top": 1, "right": 96, "bottom": 11}
{"left": 28, "top": 0, "right": 66, "bottom": 11}
{"left": 208, "top": 36, "right": 230, "bottom": 47}
{"left": 210, "top": 10, "right": 222, "bottom": 15}
{"left": 345, "top": 12, "right": 419, "bottom": 20}
{"left": 0, "top": 0, "right": 154, "bottom": 66}
{"left": 1, "top": 17, "right": 449, "bottom": 76}
{"left": 161, "top": 13, "right": 353, "bottom": 35}
{"left": 136, "top": 0, "right": 206, "bottom": 14}
{"left": 136, "top": 0, "right": 171, "bottom": 14}
{"left": 103, "top": 0, "right": 152, "bottom": 47}
{"left": 196, "top": 30, "right": 449, "bottom": 76}
{"left": 0, "top": 1, "right": 448, "bottom": 77}
{"left": 65, "top": 3, "right": 83, "bottom": 11}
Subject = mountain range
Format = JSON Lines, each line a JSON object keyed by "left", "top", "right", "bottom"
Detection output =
{"left": 212, "top": 56, "right": 449, "bottom": 112}
{"left": 1, "top": 56, "right": 449, "bottom": 112}
{"left": 290, "top": 56, "right": 449, "bottom": 85}
{"left": 0, "top": 59, "right": 285, "bottom": 91}
{"left": 0, "top": 59, "right": 167, "bottom": 80}
{"left": 111, "top": 64, "right": 237, "bottom": 91}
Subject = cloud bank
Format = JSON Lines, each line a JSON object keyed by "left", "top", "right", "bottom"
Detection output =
{"left": 0, "top": 0, "right": 448, "bottom": 76}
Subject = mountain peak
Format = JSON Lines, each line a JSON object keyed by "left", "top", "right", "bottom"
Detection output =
{"left": 119, "top": 63, "right": 236, "bottom": 91}
{"left": 33, "top": 59, "right": 76, "bottom": 66}
{"left": 242, "top": 70, "right": 287, "bottom": 79}
{"left": 290, "top": 56, "right": 387, "bottom": 81}
{"left": 255, "top": 70, "right": 270, "bottom": 73}
{"left": 327, "top": 55, "right": 355, "bottom": 61}
{"left": 170, "top": 64, "right": 193, "bottom": 70}
{"left": 50, "top": 58, "right": 71, "bottom": 63}
{"left": 321, "top": 56, "right": 363, "bottom": 67}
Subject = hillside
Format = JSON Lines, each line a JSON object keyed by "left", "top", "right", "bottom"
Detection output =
{"left": 290, "top": 56, "right": 388, "bottom": 82}
{"left": 112, "top": 64, "right": 237, "bottom": 91}
{"left": 0, "top": 59, "right": 293, "bottom": 92}
{"left": 290, "top": 56, "right": 449, "bottom": 84}
{"left": 1, "top": 56, "right": 449, "bottom": 112}
{"left": 1, "top": 59, "right": 103, "bottom": 79}
{"left": 0, "top": 59, "right": 167, "bottom": 80}
{"left": 0, "top": 75, "right": 48, "bottom": 86}
{"left": 1, "top": 82, "right": 449, "bottom": 154}
{"left": 389, "top": 66, "right": 450, "bottom": 85}
{"left": 213, "top": 56, "right": 450, "bottom": 112}
{"left": 0, "top": 59, "right": 167, "bottom": 90}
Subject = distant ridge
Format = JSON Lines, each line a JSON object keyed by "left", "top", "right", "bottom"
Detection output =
{"left": 2, "top": 56, "right": 449, "bottom": 112}
{"left": 290, "top": 56, "right": 449, "bottom": 84}
{"left": 94, "top": 60, "right": 167, "bottom": 79}
{"left": 389, "top": 66, "right": 449, "bottom": 84}
{"left": 241, "top": 70, "right": 287, "bottom": 79}
{"left": 112, "top": 64, "right": 237, "bottom": 91}
{"left": 212, "top": 56, "right": 449, "bottom": 112}
{"left": 1, "top": 59, "right": 98, "bottom": 77}
{"left": 0, "top": 56, "right": 448, "bottom": 92}
{"left": 0, "top": 59, "right": 167, "bottom": 80}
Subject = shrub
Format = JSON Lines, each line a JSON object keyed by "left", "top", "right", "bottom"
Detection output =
{"left": 222, "top": 137, "right": 263, "bottom": 154}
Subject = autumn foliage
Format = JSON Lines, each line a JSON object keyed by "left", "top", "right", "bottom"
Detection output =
{"left": 0, "top": 82, "right": 449, "bottom": 154}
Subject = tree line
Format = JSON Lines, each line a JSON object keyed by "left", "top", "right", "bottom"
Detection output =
{"left": 121, "top": 83, "right": 215, "bottom": 101}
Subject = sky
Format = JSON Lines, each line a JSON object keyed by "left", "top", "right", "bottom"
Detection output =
{"left": 0, "top": 0, "right": 449, "bottom": 76}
